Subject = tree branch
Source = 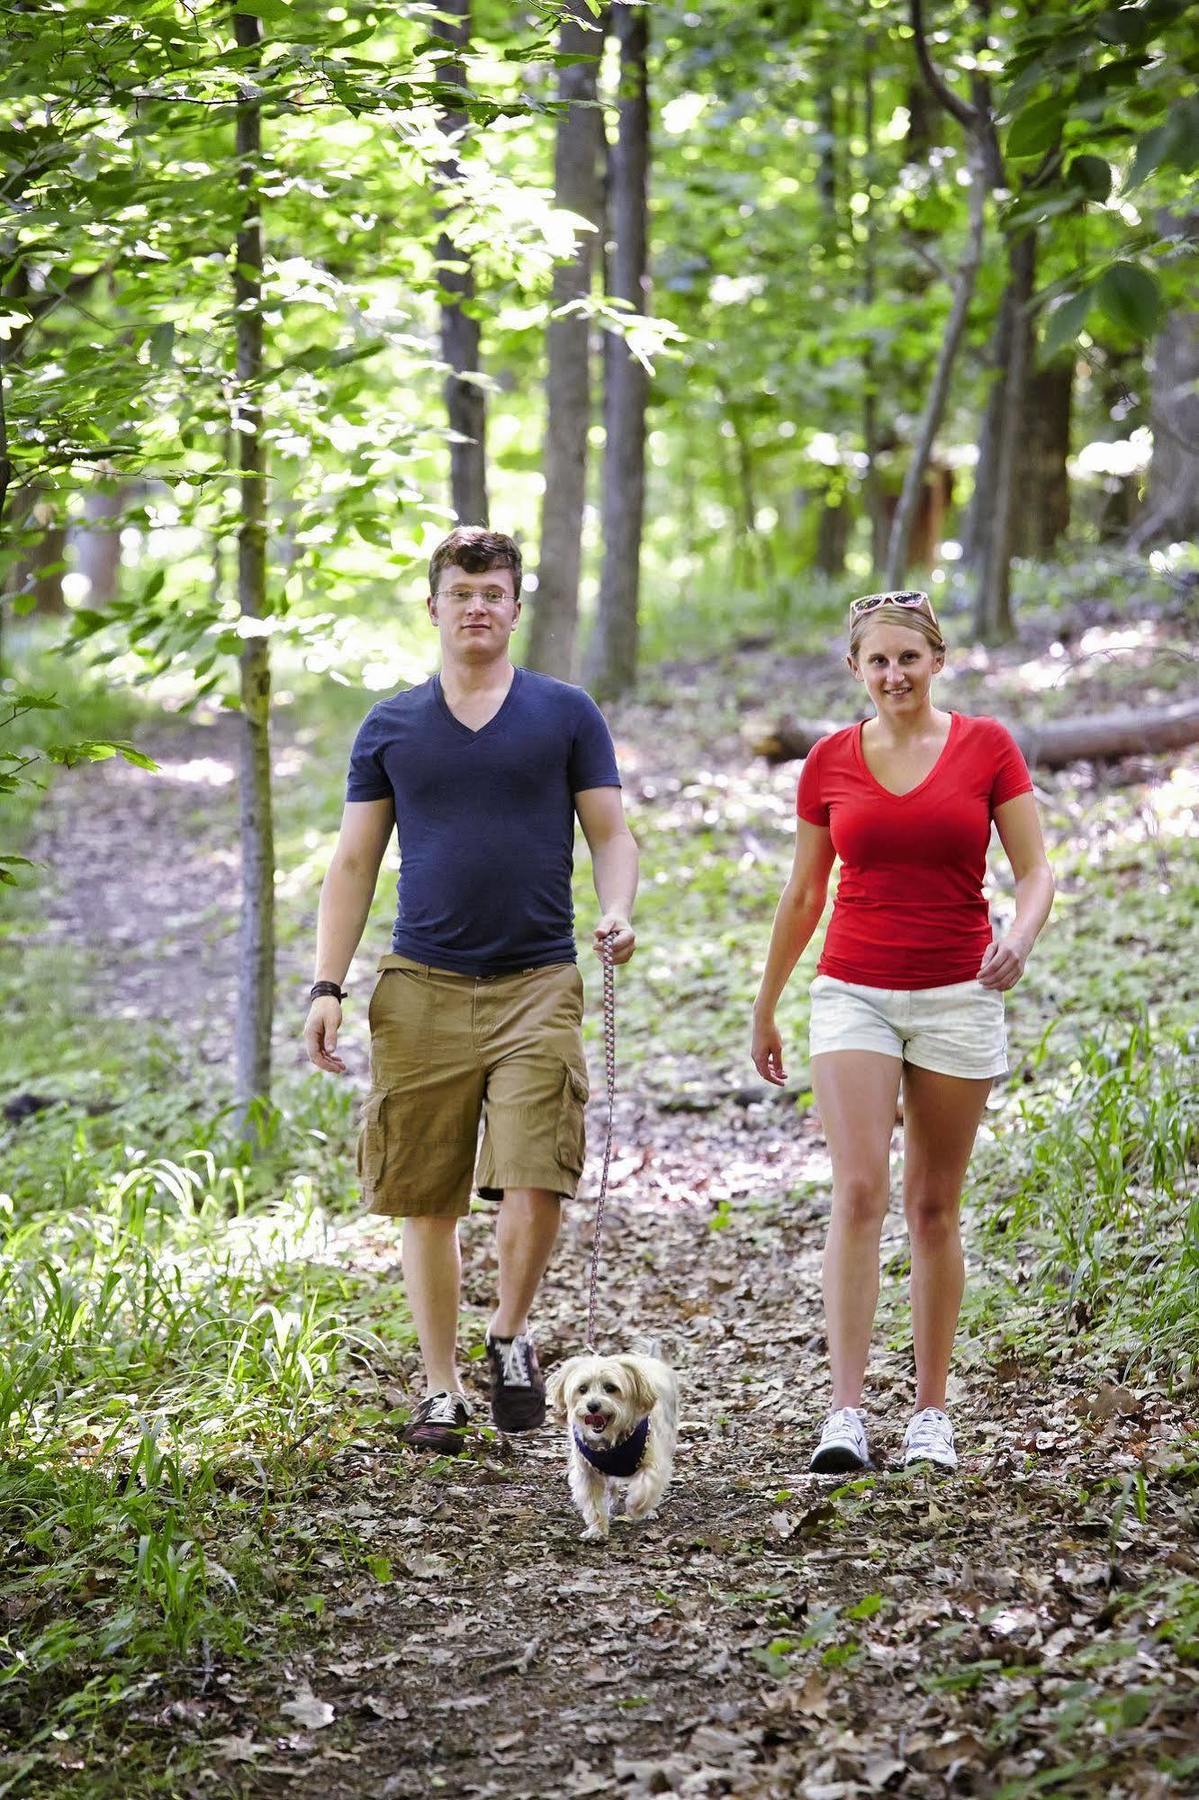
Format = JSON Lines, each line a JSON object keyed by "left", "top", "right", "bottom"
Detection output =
{"left": 909, "top": 0, "right": 978, "bottom": 131}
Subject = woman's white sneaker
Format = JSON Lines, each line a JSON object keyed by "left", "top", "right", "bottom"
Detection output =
{"left": 902, "top": 1407, "right": 957, "bottom": 1470}
{"left": 809, "top": 1406, "right": 871, "bottom": 1473}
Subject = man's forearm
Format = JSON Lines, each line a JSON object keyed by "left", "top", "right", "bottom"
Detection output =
{"left": 313, "top": 858, "right": 380, "bottom": 986}
{"left": 591, "top": 830, "right": 639, "bottom": 919}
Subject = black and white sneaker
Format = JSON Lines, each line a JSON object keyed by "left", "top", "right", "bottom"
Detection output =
{"left": 401, "top": 1391, "right": 472, "bottom": 1455}
{"left": 485, "top": 1333, "right": 546, "bottom": 1432}
{"left": 809, "top": 1406, "right": 871, "bottom": 1473}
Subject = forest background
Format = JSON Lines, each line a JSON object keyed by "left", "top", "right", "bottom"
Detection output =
{"left": 2, "top": 1, "right": 1198, "bottom": 1796}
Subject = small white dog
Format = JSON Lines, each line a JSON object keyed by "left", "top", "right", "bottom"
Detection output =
{"left": 546, "top": 1351, "right": 679, "bottom": 1541}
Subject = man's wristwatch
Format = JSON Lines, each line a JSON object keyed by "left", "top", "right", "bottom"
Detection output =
{"left": 309, "top": 981, "right": 346, "bottom": 1003}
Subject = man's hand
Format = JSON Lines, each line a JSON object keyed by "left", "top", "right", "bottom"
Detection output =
{"left": 304, "top": 997, "right": 347, "bottom": 1074}
{"left": 594, "top": 913, "right": 636, "bottom": 965}
{"left": 751, "top": 1012, "right": 786, "bottom": 1085}
{"left": 977, "top": 933, "right": 1028, "bottom": 991}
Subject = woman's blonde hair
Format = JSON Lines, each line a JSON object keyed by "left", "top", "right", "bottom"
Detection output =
{"left": 848, "top": 590, "right": 946, "bottom": 660}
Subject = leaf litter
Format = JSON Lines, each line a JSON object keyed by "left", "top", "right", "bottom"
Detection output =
{"left": 8, "top": 613, "right": 1199, "bottom": 1797}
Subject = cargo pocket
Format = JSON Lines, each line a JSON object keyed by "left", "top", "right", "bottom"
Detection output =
{"left": 555, "top": 1065, "right": 590, "bottom": 1177}
{"left": 356, "top": 1089, "right": 388, "bottom": 1201}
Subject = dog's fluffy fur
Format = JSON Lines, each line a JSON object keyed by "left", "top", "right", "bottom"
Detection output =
{"left": 546, "top": 1352, "right": 679, "bottom": 1541}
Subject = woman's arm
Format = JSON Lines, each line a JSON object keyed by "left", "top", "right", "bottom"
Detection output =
{"left": 979, "top": 792, "right": 1055, "bottom": 990}
{"left": 751, "top": 820, "right": 837, "bottom": 1084}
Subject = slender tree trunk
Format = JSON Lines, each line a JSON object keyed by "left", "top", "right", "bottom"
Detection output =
{"left": 884, "top": 137, "right": 986, "bottom": 588}
{"left": 435, "top": 0, "right": 488, "bottom": 527}
{"left": 974, "top": 229, "right": 1036, "bottom": 642}
{"left": 584, "top": 1, "right": 650, "bottom": 700}
{"left": 861, "top": 42, "right": 885, "bottom": 573}
{"left": 74, "top": 481, "right": 128, "bottom": 606}
{"left": 1012, "top": 359, "right": 1072, "bottom": 556}
{"left": 961, "top": 291, "right": 1013, "bottom": 571}
{"left": 233, "top": 9, "right": 275, "bottom": 1139}
{"left": 527, "top": 0, "right": 603, "bottom": 680}
{"left": 1129, "top": 305, "right": 1199, "bottom": 548}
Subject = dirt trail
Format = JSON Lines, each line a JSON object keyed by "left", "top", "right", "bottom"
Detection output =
{"left": 26, "top": 692, "right": 1199, "bottom": 1799}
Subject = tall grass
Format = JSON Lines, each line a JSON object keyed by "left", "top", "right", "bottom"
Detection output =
{"left": 0, "top": 1094, "right": 411, "bottom": 1761}
{"left": 979, "top": 1017, "right": 1199, "bottom": 1372}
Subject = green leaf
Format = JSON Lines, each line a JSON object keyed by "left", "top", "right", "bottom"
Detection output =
{"left": 150, "top": 322, "right": 175, "bottom": 367}
{"left": 8, "top": 691, "right": 61, "bottom": 712}
{"left": 1096, "top": 261, "right": 1163, "bottom": 338}
{"left": 846, "top": 1592, "right": 883, "bottom": 1620}
{"left": 1126, "top": 98, "right": 1199, "bottom": 189}
{"left": 1066, "top": 155, "right": 1112, "bottom": 202}
{"left": 1006, "top": 96, "right": 1066, "bottom": 159}
{"left": 1041, "top": 285, "right": 1095, "bottom": 361}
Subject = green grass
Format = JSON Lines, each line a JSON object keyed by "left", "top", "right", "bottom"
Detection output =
{"left": 3, "top": 587, "right": 1199, "bottom": 1786}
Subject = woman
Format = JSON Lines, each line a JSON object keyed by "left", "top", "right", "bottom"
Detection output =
{"left": 752, "top": 591, "right": 1053, "bottom": 1473}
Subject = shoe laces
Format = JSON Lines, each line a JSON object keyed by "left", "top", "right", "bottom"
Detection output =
{"left": 493, "top": 1336, "right": 532, "bottom": 1387}
{"left": 422, "top": 1391, "right": 464, "bottom": 1426}
{"left": 821, "top": 1406, "right": 864, "bottom": 1441}
{"left": 906, "top": 1407, "right": 951, "bottom": 1450}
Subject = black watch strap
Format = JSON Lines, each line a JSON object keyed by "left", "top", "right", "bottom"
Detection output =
{"left": 309, "top": 980, "right": 346, "bottom": 1003}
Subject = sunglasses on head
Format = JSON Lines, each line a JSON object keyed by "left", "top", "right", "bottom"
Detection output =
{"left": 849, "top": 589, "right": 936, "bottom": 618}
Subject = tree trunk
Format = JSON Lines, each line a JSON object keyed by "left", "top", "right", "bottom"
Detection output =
{"left": 583, "top": 1, "right": 650, "bottom": 701}
{"left": 9, "top": 489, "right": 66, "bottom": 614}
{"left": 974, "top": 229, "right": 1036, "bottom": 643}
{"left": 815, "top": 502, "right": 850, "bottom": 575}
{"left": 233, "top": 9, "right": 275, "bottom": 1141}
{"left": 1129, "top": 306, "right": 1199, "bottom": 549}
{"left": 884, "top": 136, "right": 986, "bottom": 588}
{"left": 527, "top": 0, "right": 603, "bottom": 680}
{"left": 861, "top": 44, "right": 886, "bottom": 573}
{"left": 74, "top": 482, "right": 128, "bottom": 606}
{"left": 961, "top": 291, "right": 1014, "bottom": 571}
{"left": 756, "top": 696, "right": 1199, "bottom": 769}
{"left": 435, "top": 0, "right": 488, "bottom": 527}
{"left": 1012, "top": 359, "right": 1072, "bottom": 557}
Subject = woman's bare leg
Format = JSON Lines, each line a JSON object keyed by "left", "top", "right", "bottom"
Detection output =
{"left": 900, "top": 1065, "right": 993, "bottom": 1410}
{"left": 811, "top": 1051, "right": 903, "bottom": 1409}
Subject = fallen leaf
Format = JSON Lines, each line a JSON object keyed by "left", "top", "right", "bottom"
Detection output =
{"left": 280, "top": 1689, "right": 335, "bottom": 1731}
{"left": 212, "top": 1734, "right": 267, "bottom": 1763}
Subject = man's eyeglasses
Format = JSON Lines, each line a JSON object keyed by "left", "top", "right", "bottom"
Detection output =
{"left": 438, "top": 587, "right": 514, "bottom": 606}
{"left": 849, "top": 589, "right": 936, "bottom": 620}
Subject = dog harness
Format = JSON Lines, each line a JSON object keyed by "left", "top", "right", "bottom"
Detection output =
{"left": 573, "top": 1416, "right": 650, "bottom": 1478}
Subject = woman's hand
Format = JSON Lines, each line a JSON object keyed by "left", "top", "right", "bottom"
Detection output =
{"left": 978, "top": 933, "right": 1028, "bottom": 991}
{"left": 752, "top": 1011, "right": 787, "bottom": 1085}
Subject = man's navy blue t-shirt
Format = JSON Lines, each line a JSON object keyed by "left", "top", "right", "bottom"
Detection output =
{"left": 345, "top": 668, "right": 621, "bottom": 976}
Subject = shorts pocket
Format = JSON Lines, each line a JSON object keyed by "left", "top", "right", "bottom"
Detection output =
{"left": 555, "top": 1065, "right": 590, "bottom": 1176}
{"left": 357, "top": 1088, "right": 389, "bottom": 1197}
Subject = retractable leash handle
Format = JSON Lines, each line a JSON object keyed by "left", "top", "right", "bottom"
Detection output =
{"left": 584, "top": 929, "right": 618, "bottom": 1352}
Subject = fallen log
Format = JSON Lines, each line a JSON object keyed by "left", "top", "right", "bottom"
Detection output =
{"left": 755, "top": 696, "right": 1199, "bottom": 770}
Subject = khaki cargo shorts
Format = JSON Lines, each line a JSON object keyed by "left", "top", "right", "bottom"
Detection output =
{"left": 357, "top": 954, "right": 590, "bottom": 1219}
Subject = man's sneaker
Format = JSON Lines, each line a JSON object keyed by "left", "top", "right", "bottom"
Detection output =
{"left": 401, "top": 1391, "right": 472, "bottom": 1454}
{"left": 485, "top": 1333, "right": 546, "bottom": 1432}
{"left": 809, "top": 1406, "right": 871, "bottom": 1473}
{"left": 902, "top": 1407, "right": 957, "bottom": 1470}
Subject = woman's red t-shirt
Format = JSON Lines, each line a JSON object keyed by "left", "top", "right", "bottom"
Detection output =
{"left": 796, "top": 711, "right": 1033, "bottom": 990}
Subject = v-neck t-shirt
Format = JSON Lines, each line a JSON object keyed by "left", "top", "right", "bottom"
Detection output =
{"left": 796, "top": 711, "right": 1033, "bottom": 989}
{"left": 346, "top": 668, "right": 621, "bottom": 975}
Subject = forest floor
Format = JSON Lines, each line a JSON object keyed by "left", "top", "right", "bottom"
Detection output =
{"left": 5, "top": 588, "right": 1199, "bottom": 1799}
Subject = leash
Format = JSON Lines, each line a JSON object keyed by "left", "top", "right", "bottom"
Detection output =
{"left": 584, "top": 929, "right": 617, "bottom": 1351}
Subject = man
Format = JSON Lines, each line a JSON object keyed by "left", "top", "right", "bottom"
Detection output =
{"left": 304, "top": 526, "right": 638, "bottom": 1454}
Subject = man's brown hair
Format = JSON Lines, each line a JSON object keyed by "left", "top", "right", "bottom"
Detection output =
{"left": 428, "top": 527, "right": 523, "bottom": 599}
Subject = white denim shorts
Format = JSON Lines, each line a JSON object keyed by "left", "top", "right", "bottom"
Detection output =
{"left": 808, "top": 974, "right": 1007, "bottom": 1079}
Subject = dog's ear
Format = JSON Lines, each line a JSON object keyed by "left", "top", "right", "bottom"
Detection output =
{"left": 616, "top": 1355, "right": 658, "bottom": 1418}
{"left": 545, "top": 1358, "right": 577, "bottom": 1421}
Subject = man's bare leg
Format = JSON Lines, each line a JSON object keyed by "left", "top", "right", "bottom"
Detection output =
{"left": 402, "top": 1215, "right": 463, "bottom": 1395}
{"left": 489, "top": 1187, "right": 561, "bottom": 1339}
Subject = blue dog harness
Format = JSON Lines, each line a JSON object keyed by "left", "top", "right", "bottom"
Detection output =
{"left": 573, "top": 1416, "right": 650, "bottom": 1478}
